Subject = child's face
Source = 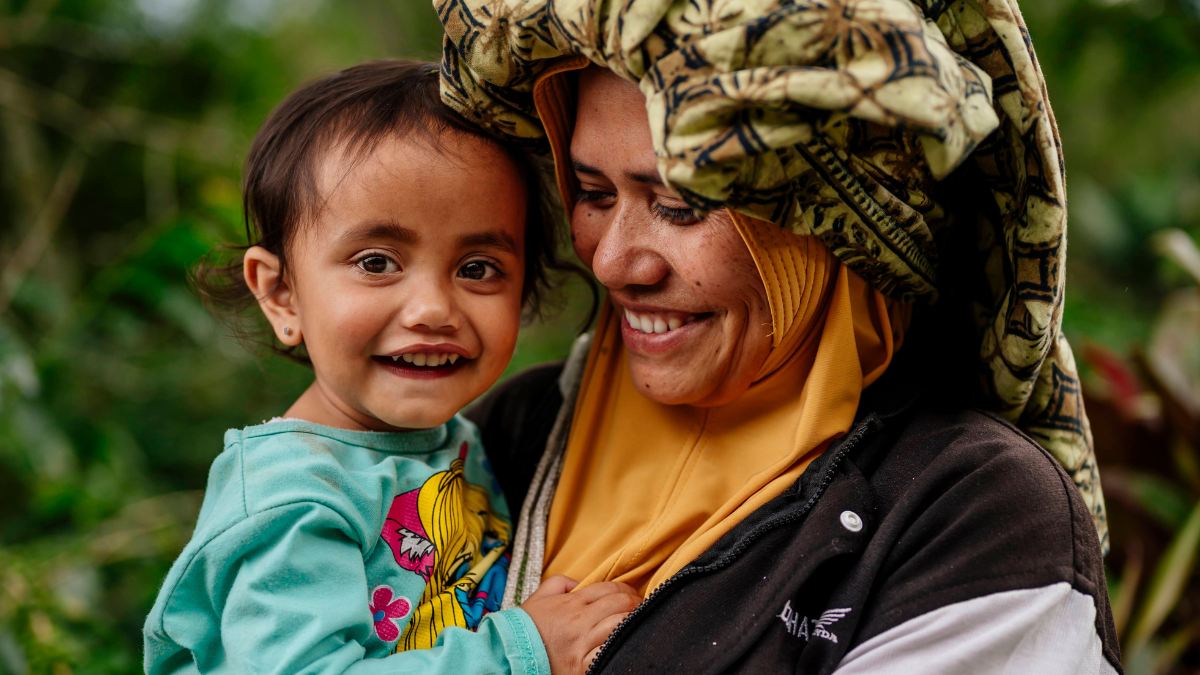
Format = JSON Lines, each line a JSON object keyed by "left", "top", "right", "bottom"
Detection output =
{"left": 274, "top": 132, "right": 527, "bottom": 430}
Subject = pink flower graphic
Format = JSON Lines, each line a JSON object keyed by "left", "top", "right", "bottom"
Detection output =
{"left": 368, "top": 585, "right": 412, "bottom": 642}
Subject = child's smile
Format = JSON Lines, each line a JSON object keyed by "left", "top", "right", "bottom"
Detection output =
{"left": 374, "top": 344, "right": 471, "bottom": 379}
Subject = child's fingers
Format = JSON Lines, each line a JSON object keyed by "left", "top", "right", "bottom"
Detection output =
{"left": 588, "top": 611, "right": 631, "bottom": 645}
{"left": 583, "top": 592, "right": 641, "bottom": 623}
{"left": 531, "top": 574, "right": 579, "bottom": 597}
{"left": 586, "top": 646, "right": 604, "bottom": 669}
{"left": 574, "top": 580, "right": 641, "bottom": 604}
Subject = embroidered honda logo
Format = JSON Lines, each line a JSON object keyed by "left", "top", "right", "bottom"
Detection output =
{"left": 777, "top": 601, "right": 852, "bottom": 643}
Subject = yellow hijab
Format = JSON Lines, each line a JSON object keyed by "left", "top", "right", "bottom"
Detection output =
{"left": 534, "top": 61, "right": 911, "bottom": 595}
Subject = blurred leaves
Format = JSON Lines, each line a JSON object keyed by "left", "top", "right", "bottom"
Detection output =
{"left": 1128, "top": 500, "right": 1200, "bottom": 653}
{"left": 1086, "top": 232, "right": 1200, "bottom": 672}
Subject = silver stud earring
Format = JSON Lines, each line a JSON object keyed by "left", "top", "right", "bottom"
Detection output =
{"left": 283, "top": 327, "right": 292, "bottom": 336}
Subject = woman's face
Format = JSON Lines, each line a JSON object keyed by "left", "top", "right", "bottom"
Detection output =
{"left": 570, "top": 68, "right": 772, "bottom": 407}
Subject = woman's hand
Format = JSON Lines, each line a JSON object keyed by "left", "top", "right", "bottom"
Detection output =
{"left": 520, "top": 575, "right": 641, "bottom": 675}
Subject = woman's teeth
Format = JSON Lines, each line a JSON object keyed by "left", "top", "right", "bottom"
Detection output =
{"left": 624, "top": 309, "right": 695, "bottom": 334}
{"left": 389, "top": 353, "right": 460, "bottom": 367}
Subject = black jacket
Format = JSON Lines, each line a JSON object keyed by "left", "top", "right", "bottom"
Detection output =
{"left": 466, "top": 342, "right": 1122, "bottom": 674}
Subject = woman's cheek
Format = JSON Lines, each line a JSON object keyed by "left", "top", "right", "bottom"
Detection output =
{"left": 570, "top": 206, "right": 601, "bottom": 265}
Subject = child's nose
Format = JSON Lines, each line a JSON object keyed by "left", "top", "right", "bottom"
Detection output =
{"left": 400, "top": 281, "right": 460, "bottom": 332}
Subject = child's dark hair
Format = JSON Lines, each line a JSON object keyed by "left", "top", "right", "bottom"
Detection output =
{"left": 194, "top": 59, "right": 593, "bottom": 363}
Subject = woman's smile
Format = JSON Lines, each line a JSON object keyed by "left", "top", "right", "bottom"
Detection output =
{"left": 617, "top": 303, "right": 709, "bottom": 355}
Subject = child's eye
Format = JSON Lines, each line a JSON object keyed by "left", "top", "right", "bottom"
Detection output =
{"left": 458, "top": 260, "right": 500, "bottom": 281}
{"left": 357, "top": 255, "right": 399, "bottom": 274}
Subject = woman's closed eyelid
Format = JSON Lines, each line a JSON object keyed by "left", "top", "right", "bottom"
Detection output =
{"left": 652, "top": 200, "right": 699, "bottom": 224}
{"left": 576, "top": 188, "right": 614, "bottom": 205}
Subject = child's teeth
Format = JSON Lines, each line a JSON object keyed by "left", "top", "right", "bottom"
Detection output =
{"left": 389, "top": 352, "right": 467, "bottom": 367}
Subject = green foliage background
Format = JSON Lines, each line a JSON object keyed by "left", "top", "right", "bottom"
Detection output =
{"left": 0, "top": 0, "right": 1195, "bottom": 672}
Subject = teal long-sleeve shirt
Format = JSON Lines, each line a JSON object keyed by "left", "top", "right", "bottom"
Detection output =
{"left": 143, "top": 417, "right": 550, "bottom": 675}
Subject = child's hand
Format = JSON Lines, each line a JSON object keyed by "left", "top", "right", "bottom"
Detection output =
{"left": 521, "top": 575, "right": 641, "bottom": 675}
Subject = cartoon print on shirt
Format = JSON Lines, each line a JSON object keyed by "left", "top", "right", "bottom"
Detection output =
{"left": 368, "top": 586, "right": 412, "bottom": 642}
{"left": 382, "top": 489, "right": 436, "bottom": 579}
{"left": 379, "top": 442, "right": 512, "bottom": 651}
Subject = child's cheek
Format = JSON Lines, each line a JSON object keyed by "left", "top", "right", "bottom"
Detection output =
{"left": 302, "top": 280, "right": 390, "bottom": 388}
{"left": 470, "top": 287, "right": 523, "bottom": 376}
{"left": 325, "top": 285, "right": 389, "bottom": 352}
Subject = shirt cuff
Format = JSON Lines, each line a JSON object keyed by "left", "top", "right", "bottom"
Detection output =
{"left": 483, "top": 608, "right": 551, "bottom": 675}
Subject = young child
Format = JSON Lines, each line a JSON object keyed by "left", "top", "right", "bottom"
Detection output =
{"left": 143, "top": 60, "right": 638, "bottom": 675}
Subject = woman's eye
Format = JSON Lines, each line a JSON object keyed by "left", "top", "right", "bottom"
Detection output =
{"left": 576, "top": 189, "right": 613, "bottom": 205}
{"left": 653, "top": 201, "right": 699, "bottom": 225}
{"left": 458, "top": 260, "right": 499, "bottom": 281}
{"left": 357, "top": 255, "right": 399, "bottom": 274}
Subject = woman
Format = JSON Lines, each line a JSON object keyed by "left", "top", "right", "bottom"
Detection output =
{"left": 444, "top": 1, "right": 1120, "bottom": 673}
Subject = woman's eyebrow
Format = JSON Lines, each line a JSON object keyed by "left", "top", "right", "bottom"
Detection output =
{"left": 572, "top": 159, "right": 661, "bottom": 186}
{"left": 458, "top": 229, "right": 518, "bottom": 255}
{"left": 572, "top": 159, "right": 604, "bottom": 176}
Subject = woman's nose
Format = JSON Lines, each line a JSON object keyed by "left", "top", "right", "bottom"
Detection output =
{"left": 584, "top": 200, "right": 671, "bottom": 291}
{"left": 400, "top": 278, "right": 460, "bottom": 332}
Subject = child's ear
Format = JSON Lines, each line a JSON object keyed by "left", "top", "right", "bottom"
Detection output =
{"left": 244, "top": 246, "right": 303, "bottom": 347}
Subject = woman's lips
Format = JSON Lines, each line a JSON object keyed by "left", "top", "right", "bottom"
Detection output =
{"left": 622, "top": 308, "right": 696, "bottom": 335}
{"left": 620, "top": 309, "right": 710, "bottom": 355}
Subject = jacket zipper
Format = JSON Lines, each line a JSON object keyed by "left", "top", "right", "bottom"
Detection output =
{"left": 585, "top": 415, "right": 879, "bottom": 675}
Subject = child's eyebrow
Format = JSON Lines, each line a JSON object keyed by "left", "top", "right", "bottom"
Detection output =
{"left": 458, "top": 230, "right": 519, "bottom": 255}
{"left": 339, "top": 220, "right": 420, "bottom": 245}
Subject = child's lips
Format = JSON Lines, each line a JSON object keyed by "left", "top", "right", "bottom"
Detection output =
{"left": 372, "top": 355, "right": 468, "bottom": 380}
{"left": 385, "top": 352, "right": 461, "bottom": 367}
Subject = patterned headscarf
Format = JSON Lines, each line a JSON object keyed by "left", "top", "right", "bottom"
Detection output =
{"left": 437, "top": 0, "right": 1107, "bottom": 550}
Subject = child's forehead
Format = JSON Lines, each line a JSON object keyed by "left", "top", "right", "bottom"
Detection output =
{"left": 315, "top": 131, "right": 517, "bottom": 197}
{"left": 303, "top": 132, "right": 527, "bottom": 246}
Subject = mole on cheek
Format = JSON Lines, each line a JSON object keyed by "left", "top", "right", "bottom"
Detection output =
{"left": 695, "top": 281, "right": 701, "bottom": 286}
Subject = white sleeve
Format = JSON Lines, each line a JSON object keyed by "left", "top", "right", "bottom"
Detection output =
{"left": 834, "top": 582, "right": 1118, "bottom": 675}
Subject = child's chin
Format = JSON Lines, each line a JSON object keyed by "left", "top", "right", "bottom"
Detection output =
{"left": 371, "top": 406, "right": 456, "bottom": 431}
{"left": 364, "top": 394, "right": 466, "bottom": 431}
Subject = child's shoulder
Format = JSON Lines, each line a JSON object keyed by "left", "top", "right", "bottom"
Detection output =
{"left": 204, "top": 416, "right": 482, "bottom": 532}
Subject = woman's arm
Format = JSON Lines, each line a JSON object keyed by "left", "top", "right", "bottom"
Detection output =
{"left": 834, "top": 582, "right": 1116, "bottom": 674}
